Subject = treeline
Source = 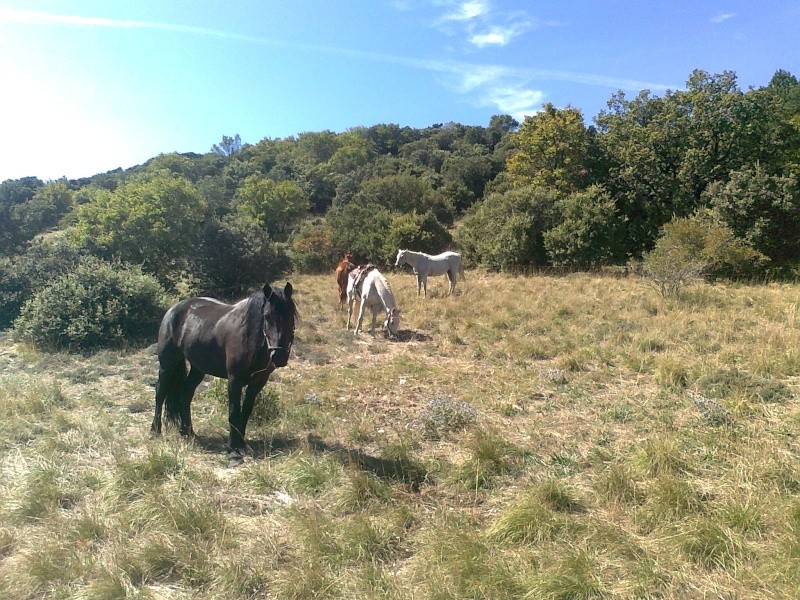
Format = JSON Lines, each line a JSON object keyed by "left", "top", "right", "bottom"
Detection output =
{"left": 1, "top": 69, "right": 799, "bottom": 347}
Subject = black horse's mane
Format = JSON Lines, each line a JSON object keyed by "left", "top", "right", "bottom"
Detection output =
{"left": 241, "top": 286, "right": 298, "bottom": 346}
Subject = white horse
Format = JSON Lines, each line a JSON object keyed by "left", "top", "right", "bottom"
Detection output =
{"left": 346, "top": 267, "right": 401, "bottom": 338}
{"left": 395, "top": 249, "right": 465, "bottom": 297}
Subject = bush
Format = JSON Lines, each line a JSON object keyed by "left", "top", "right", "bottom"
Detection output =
{"left": 290, "top": 218, "right": 341, "bottom": 273}
{"left": 543, "top": 185, "right": 624, "bottom": 267}
{"left": 12, "top": 258, "right": 167, "bottom": 351}
{"left": 454, "top": 185, "right": 558, "bottom": 270}
{"left": 189, "top": 215, "right": 291, "bottom": 296}
{"left": 0, "top": 238, "right": 85, "bottom": 329}
{"left": 642, "top": 211, "right": 766, "bottom": 296}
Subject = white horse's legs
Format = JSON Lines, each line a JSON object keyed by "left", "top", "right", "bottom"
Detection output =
{"left": 370, "top": 305, "right": 381, "bottom": 336}
{"left": 346, "top": 294, "right": 356, "bottom": 330}
{"left": 447, "top": 271, "right": 456, "bottom": 294}
{"left": 354, "top": 298, "right": 368, "bottom": 335}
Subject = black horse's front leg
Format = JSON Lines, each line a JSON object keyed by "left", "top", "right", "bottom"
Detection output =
{"left": 228, "top": 377, "right": 245, "bottom": 463}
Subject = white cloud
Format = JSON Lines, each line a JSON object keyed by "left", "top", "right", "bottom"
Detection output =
{"left": 710, "top": 12, "right": 735, "bottom": 23}
{"left": 442, "top": 1, "right": 490, "bottom": 22}
{"left": 482, "top": 85, "right": 545, "bottom": 121}
{"left": 469, "top": 22, "right": 531, "bottom": 47}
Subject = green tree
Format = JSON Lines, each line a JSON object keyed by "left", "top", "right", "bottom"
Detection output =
{"left": 506, "top": 103, "right": 591, "bottom": 193}
{"left": 0, "top": 176, "right": 44, "bottom": 254}
{"left": 326, "top": 198, "right": 392, "bottom": 264}
{"left": 543, "top": 185, "right": 624, "bottom": 267}
{"left": 235, "top": 175, "right": 310, "bottom": 241}
{"left": 289, "top": 217, "right": 340, "bottom": 273}
{"left": 755, "top": 70, "right": 800, "bottom": 177}
{"left": 190, "top": 215, "right": 290, "bottom": 296}
{"left": 10, "top": 180, "right": 73, "bottom": 240}
{"left": 382, "top": 210, "right": 453, "bottom": 260}
{"left": 704, "top": 165, "right": 800, "bottom": 263}
{"left": 596, "top": 70, "right": 777, "bottom": 258}
{"left": 455, "top": 185, "right": 558, "bottom": 270}
{"left": 353, "top": 174, "right": 453, "bottom": 225}
{"left": 69, "top": 170, "right": 207, "bottom": 285}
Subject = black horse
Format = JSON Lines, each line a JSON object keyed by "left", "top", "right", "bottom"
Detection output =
{"left": 151, "top": 282, "right": 297, "bottom": 465}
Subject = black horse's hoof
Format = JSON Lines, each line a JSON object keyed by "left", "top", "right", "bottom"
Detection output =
{"left": 227, "top": 451, "right": 245, "bottom": 468}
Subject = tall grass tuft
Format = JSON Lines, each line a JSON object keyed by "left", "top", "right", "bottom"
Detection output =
{"left": 678, "top": 517, "right": 749, "bottom": 569}
{"left": 488, "top": 481, "right": 586, "bottom": 544}
{"left": 524, "top": 548, "right": 607, "bottom": 600}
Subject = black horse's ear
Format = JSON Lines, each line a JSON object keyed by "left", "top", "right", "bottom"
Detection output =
{"left": 263, "top": 284, "right": 274, "bottom": 300}
{"left": 284, "top": 282, "right": 293, "bottom": 298}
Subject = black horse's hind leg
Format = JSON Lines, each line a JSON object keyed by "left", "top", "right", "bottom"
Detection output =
{"left": 151, "top": 368, "right": 168, "bottom": 435}
{"left": 178, "top": 365, "right": 205, "bottom": 437}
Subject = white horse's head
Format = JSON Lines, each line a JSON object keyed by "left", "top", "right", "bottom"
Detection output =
{"left": 384, "top": 307, "right": 401, "bottom": 338}
{"left": 395, "top": 249, "right": 407, "bottom": 267}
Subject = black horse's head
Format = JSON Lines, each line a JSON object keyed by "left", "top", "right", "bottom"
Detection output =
{"left": 262, "top": 282, "right": 297, "bottom": 368}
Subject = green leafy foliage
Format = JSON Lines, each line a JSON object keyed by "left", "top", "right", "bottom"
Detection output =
{"left": 704, "top": 165, "right": 800, "bottom": 263}
{"left": 506, "top": 103, "right": 593, "bottom": 193}
{"left": 235, "top": 175, "right": 309, "bottom": 241}
{"left": 68, "top": 170, "right": 207, "bottom": 286}
{"left": 543, "top": 185, "right": 624, "bottom": 267}
{"left": 289, "top": 218, "right": 341, "bottom": 273}
{"left": 0, "top": 238, "right": 85, "bottom": 329}
{"left": 12, "top": 258, "right": 167, "bottom": 351}
{"left": 189, "top": 215, "right": 291, "bottom": 297}
{"left": 3, "top": 68, "right": 800, "bottom": 286}
{"left": 642, "top": 212, "right": 766, "bottom": 296}
{"left": 0, "top": 176, "right": 45, "bottom": 253}
{"left": 455, "top": 185, "right": 558, "bottom": 270}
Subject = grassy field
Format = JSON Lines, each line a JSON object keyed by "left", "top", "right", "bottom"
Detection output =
{"left": 1, "top": 270, "right": 799, "bottom": 599}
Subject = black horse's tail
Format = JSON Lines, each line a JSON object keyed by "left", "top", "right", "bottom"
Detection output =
{"left": 162, "top": 357, "right": 187, "bottom": 426}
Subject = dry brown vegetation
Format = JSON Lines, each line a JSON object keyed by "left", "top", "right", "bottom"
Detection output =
{"left": 1, "top": 271, "right": 799, "bottom": 599}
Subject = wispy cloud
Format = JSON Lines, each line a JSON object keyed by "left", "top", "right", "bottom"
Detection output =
{"left": 440, "top": 0, "right": 490, "bottom": 22}
{"left": 710, "top": 12, "right": 735, "bottom": 23}
{"left": 0, "top": 7, "right": 677, "bottom": 123}
{"left": 470, "top": 22, "right": 531, "bottom": 47}
{"left": 0, "top": 7, "right": 262, "bottom": 43}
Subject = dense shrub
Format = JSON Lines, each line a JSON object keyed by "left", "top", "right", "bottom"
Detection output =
{"left": 12, "top": 258, "right": 168, "bottom": 351}
{"left": 642, "top": 211, "right": 766, "bottom": 296}
{"left": 382, "top": 210, "right": 453, "bottom": 260}
{"left": 0, "top": 238, "right": 85, "bottom": 329}
{"left": 189, "top": 215, "right": 291, "bottom": 297}
{"left": 289, "top": 218, "right": 341, "bottom": 273}
{"left": 455, "top": 185, "right": 558, "bottom": 270}
{"left": 543, "top": 185, "right": 624, "bottom": 267}
{"left": 68, "top": 170, "right": 207, "bottom": 286}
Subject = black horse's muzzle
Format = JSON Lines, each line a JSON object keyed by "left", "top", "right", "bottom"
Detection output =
{"left": 269, "top": 346, "right": 290, "bottom": 368}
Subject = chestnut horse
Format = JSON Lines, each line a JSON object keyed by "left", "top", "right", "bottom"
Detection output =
{"left": 335, "top": 253, "right": 356, "bottom": 309}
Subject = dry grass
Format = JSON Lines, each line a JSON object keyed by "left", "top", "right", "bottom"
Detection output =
{"left": 1, "top": 271, "right": 799, "bottom": 598}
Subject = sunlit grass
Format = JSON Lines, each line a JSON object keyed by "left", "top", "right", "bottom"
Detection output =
{"left": 1, "top": 272, "right": 799, "bottom": 598}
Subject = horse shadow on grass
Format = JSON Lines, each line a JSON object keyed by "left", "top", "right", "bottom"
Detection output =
{"left": 192, "top": 432, "right": 429, "bottom": 490}
{"left": 394, "top": 329, "right": 431, "bottom": 343}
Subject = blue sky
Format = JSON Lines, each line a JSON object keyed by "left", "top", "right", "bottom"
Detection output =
{"left": 1, "top": 1, "right": 797, "bottom": 182}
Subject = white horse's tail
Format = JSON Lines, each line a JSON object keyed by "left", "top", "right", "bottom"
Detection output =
{"left": 458, "top": 262, "right": 466, "bottom": 283}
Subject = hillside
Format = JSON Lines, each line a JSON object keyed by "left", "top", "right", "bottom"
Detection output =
{"left": 1, "top": 271, "right": 799, "bottom": 598}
